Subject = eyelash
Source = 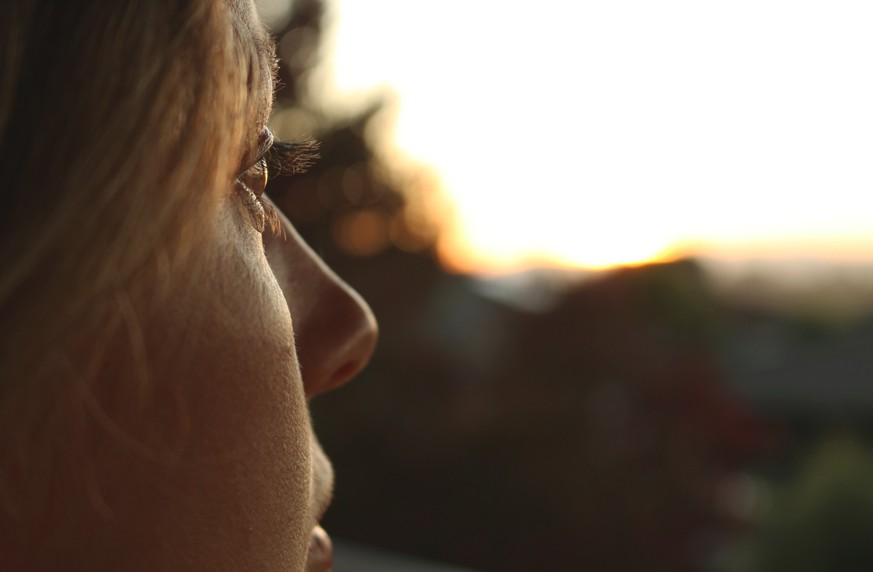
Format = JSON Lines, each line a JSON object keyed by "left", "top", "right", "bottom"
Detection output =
{"left": 235, "top": 136, "right": 320, "bottom": 235}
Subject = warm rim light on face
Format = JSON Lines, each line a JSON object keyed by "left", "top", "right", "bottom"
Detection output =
{"left": 312, "top": 0, "right": 873, "bottom": 275}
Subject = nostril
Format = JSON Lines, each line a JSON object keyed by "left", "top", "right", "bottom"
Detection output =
{"left": 309, "top": 358, "right": 365, "bottom": 399}
{"left": 305, "top": 317, "right": 378, "bottom": 399}
{"left": 330, "top": 361, "right": 361, "bottom": 389}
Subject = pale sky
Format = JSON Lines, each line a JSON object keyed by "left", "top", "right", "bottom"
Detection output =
{"left": 291, "top": 0, "right": 873, "bottom": 273}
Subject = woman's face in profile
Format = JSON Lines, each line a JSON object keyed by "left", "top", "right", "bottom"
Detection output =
{"left": 47, "top": 2, "right": 378, "bottom": 570}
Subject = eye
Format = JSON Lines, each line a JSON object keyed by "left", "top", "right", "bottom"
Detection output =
{"left": 241, "top": 157, "right": 268, "bottom": 196}
{"left": 233, "top": 129, "right": 320, "bottom": 234}
{"left": 235, "top": 158, "right": 276, "bottom": 234}
{"left": 233, "top": 125, "right": 278, "bottom": 234}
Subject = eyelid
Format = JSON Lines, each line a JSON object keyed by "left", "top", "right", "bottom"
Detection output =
{"left": 237, "top": 127, "right": 275, "bottom": 176}
{"left": 256, "top": 127, "right": 275, "bottom": 162}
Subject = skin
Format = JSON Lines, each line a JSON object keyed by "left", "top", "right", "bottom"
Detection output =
{"left": 6, "top": 2, "right": 377, "bottom": 570}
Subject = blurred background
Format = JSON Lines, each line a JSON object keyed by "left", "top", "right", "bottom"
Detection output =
{"left": 256, "top": 1, "right": 873, "bottom": 570}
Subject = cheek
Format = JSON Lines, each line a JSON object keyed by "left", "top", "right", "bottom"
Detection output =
{"left": 79, "top": 215, "right": 315, "bottom": 569}
{"left": 162, "top": 219, "right": 314, "bottom": 564}
{"left": 166, "top": 289, "right": 313, "bottom": 566}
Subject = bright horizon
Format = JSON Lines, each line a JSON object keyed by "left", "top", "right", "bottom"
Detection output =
{"left": 273, "top": 0, "right": 873, "bottom": 275}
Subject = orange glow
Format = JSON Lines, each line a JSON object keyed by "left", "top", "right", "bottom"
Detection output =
{"left": 332, "top": 209, "right": 390, "bottom": 257}
{"left": 435, "top": 216, "right": 681, "bottom": 275}
{"left": 436, "top": 237, "right": 681, "bottom": 276}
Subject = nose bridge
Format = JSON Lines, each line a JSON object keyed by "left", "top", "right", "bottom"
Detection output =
{"left": 263, "top": 205, "right": 378, "bottom": 398}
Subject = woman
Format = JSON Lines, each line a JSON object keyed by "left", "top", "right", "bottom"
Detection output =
{"left": 0, "top": 1, "right": 377, "bottom": 570}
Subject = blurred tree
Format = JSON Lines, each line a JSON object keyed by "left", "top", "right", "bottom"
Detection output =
{"left": 265, "top": 0, "right": 441, "bottom": 266}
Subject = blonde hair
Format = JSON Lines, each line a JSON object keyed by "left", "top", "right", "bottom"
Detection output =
{"left": 0, "top": 0, "right": 271, "bottom": 526}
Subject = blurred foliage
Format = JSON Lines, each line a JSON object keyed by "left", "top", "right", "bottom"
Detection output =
{"left": 312, "top": 257, "right": 775, "bottom": 571}
{"left": 737, "top": 433, "right": 873, "bottom": 572}
{"left": 265, "top": 0, "right": 441, "bottom": 265}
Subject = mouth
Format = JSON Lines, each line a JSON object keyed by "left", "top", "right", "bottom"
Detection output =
{"left": 307, "top": 434, "right": 335, "bottom": 571}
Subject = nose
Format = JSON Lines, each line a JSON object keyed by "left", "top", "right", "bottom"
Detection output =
{"left": 263, "top": 201, "right": 378, "bottom": 399}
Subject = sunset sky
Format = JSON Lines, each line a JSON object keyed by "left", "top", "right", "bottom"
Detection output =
{"left": 263, "top": 0, "right": 873, "bottom": 274}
